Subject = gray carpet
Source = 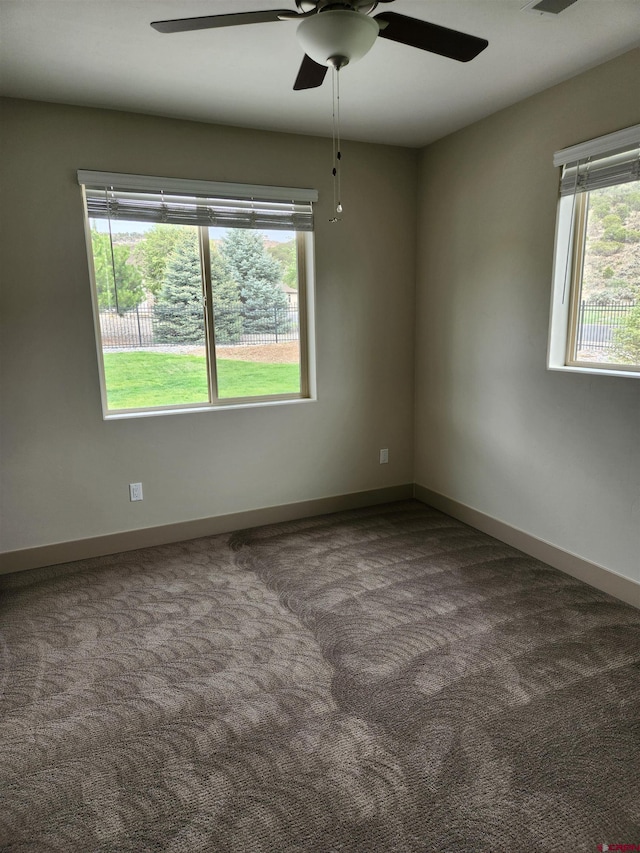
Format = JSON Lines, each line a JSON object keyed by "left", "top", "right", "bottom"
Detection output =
{"left": 1, "top": 500, "right": 639, "bottom": 852}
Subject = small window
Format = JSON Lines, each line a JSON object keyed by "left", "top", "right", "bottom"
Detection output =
{"left": 79, "top": 172, "right": 316, "bottom": 415}
{"left": 548, "top": 125, "right": 640, "bottom": 377}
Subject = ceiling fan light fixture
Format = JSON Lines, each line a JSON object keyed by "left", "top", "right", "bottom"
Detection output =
{"left": 296, "top": 10, "right": 379, "bottom": 68}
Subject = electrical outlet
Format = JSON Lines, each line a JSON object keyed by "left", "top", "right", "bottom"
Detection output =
{"left": 379, "top": 448, "right": 389, "bottom": 464}
{"left": 129, "top": 482, "right": 143, "bottom": 502}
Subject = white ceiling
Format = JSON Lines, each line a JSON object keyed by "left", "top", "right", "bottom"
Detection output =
{"left": 1, "top": 1, "right": 639, "bottom": 148}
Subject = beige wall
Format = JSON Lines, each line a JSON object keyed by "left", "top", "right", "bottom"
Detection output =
{"left": 3, "top": 49, "right": 639, "bottom": 586}
{"left": 414, "top": 48, "right": 640, "bottom": 584}
{"left": 0, "top": 98, "right": 418, "bottom": 555}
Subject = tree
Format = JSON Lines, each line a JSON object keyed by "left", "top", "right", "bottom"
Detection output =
{"left": 135, "top": 224, "right": 183, "bottom": 297}
{"left": 210, "top": 246, "right": 243, "bottom": 344}
{"left": 220, "top": 229, "right": 288, "bottom": 334}
{"left": 155, "top": 230, "right": 206, "bottom": 344}
{"left": 91, "top": 230, "right": 144, "bottom": 313}
{"left": 267, "top": 239, "right": 298, "bottom": 289}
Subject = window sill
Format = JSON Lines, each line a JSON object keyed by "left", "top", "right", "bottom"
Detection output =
{"left": 103, "top": 395, "right": 317, "bottom": 420}
{"left": 547, "top": 363, "right": 640, "bottom": 379}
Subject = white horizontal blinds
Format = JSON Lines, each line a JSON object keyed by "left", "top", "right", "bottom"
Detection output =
{"left": 559, "top": 148, "right": 640, "bottom": 196}
{"left": 78, "top": 171, "right": 317, "bottom": 232}
{"left": 84, "top": 189, "right": 314, "bottom": 230}
{"left": 555, "top": 124, "right": 640, "bottom": 197}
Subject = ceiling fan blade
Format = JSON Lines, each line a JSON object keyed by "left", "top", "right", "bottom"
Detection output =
{"left": 293, "top": 55, "right": 328, "bottom": 90}
{"left": 374, "top": 11, "right": 488, "bottom": 62}
{"left": 151, "top": 10, "right": 294, "bottom": 34}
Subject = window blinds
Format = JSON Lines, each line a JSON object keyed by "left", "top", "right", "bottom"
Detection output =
{"left": 554, "top": 124, "right": 640, "bottom": 197}
{"left": 78, "top": 171, "right": 318, "bottom": 232}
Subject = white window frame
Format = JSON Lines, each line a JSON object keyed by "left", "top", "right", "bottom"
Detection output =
{"left": 78, "top": 171, "right": 318, "bottom": 417}
{"left": 548, "top": 124, "right": 640, "bottom": 379}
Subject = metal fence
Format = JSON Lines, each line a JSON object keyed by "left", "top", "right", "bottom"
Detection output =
{"left": 576, "top": 300, "right": 635, "bottom": 351}
{"left": 99, "top": 303, "right": 299, "bottom": 349}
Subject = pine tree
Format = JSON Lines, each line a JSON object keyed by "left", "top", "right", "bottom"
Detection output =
{"left": 210, "top": 246, "right": 243, "bottom": 344}
{"left": 155, "top": 230, "right": 206, "bottom": 344}
{"left": 220, "top": 230, "right": 289, "bottom": 334}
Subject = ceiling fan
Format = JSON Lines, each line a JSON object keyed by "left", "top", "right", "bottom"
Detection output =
{"left": 151, "top": 1, "right": 489, "bottom": 91}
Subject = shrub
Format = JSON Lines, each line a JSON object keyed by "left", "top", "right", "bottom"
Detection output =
{"left": 613, "top": 303, "right": 640, "bottom": 364}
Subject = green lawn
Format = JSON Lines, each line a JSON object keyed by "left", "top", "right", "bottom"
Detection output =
{"left": 103, "top": 351, "right": 300, "bottom": 410}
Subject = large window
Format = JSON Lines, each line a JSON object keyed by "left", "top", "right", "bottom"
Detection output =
{"left": 548, "top": 125, "right": 640, "bottom": 377}
{"left": 79, "top": 171, "right": 317, "bottom": 415}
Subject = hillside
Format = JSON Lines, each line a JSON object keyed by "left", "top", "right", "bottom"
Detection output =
{"left": 582, "top": 184, "right": 640, "bottom": 303}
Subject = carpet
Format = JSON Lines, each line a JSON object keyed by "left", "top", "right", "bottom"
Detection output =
{"left": 1, "top": 500, "right": 639, "bottom": 852}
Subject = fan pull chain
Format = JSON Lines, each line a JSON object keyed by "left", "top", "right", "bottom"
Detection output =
{"left": 330, "top": 64, "right": 343, "bottom": 222}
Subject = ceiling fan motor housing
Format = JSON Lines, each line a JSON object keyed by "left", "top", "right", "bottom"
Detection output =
{"left": 296, "top": 10, "right": 380, "bottom": 68}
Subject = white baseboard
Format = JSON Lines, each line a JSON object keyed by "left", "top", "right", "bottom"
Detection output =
{"left": 4, "top": 483, "right": 638, "bottom": 610}
{"left": 414, "top": 484, "right": 639, "bottom": 609}
{"left": 0, "top": 484, "right": 414, "bottom": 575}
